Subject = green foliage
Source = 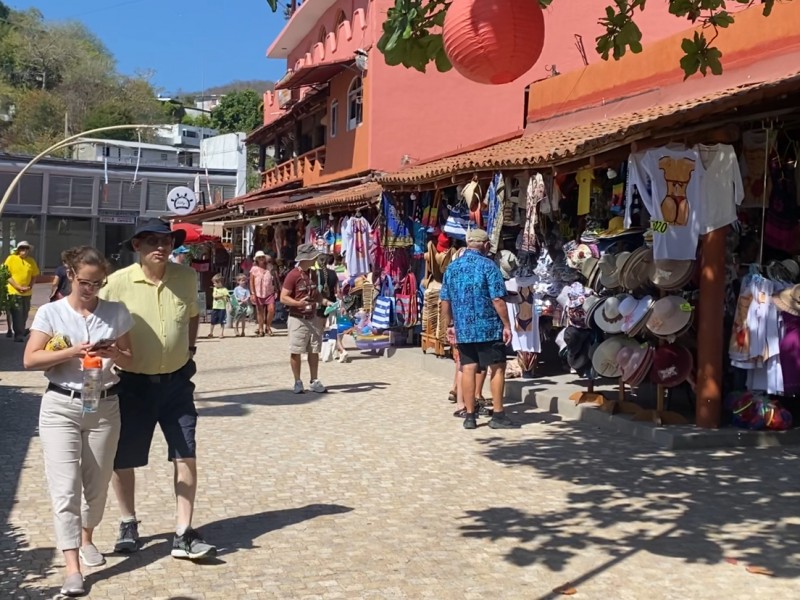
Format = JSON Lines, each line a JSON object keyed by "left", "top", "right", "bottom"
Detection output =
{"left": 182, "top": 112, "right": 212, "bottom": 128}
{"left": 0, "top": 264, "right": 15, "bottom": 314}
{"left": 84, "top": 102, "right": 136, "bottom": 140}
{"left": 262, "top": 0, "right": 780, "bottom": 79}
{"left": 210, "top": 89, "right": 263, "bottom": 134}
{"left": 0, "top": 5, "right": 163, "bottom": 153}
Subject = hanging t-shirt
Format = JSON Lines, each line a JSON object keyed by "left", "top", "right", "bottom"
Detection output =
{"left": 576, "top": 168, "right": 594, "bottom": 216}
{"left": 698, "top": 144, "right": 744, "bottom": 233}
{"left": 343, "top": 216, "right": 372, "bottom": 277}
{"left": 505, "top": 277, "right": 541, "bottom": 353}
{"left": 626, "top": 147, "right": 705, "bottom": 260}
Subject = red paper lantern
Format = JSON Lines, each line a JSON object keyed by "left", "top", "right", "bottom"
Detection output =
{"left": 443, "top": 0, "right": 546, "bottom": 85}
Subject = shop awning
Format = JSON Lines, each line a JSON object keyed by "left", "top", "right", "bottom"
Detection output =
{"left": 276, "top": 182, "right": 382, "bottom": 213}
{"left": 201, "top": 212, "right": 303, "bottom": 236}
{"left": 275, "top": 57, "right": 355, "bottom": 91}
{"left": 172, "top": 222, "right": 219, "bottom": 244}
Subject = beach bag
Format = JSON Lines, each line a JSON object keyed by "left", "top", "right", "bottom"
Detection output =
{"left": 443, "top": 202, "right": 470, "bottom": 240}
{"left": 395, "top": 272, "right": 419, "bottom": 327}
{"left": 354, "top": 333, "right": 392, "bottom": 350}
{"left": 421, "top": 190, "right": 441, "bottom": 229}
{"left": 321, "top": 339, "right": 336, "bottom": 362}
{"left": 371, "top": 276, "right": 395, "bottom": 330}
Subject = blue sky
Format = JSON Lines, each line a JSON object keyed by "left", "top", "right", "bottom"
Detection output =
{"left": 9, "top": 0, "right": 289, "bottom": 93}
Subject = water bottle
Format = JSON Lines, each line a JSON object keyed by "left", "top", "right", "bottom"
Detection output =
{"left": 81, "top": 356, "right": 103, "bottom": 413}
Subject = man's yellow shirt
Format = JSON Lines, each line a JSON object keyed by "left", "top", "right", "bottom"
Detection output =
{"left": 99, "top": 262, "right": 199, "bottom": 375}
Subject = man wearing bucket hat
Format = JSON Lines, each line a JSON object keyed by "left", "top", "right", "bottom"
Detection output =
{"left": 280, "top": 243, "right": 330, "bottom": 394}
{"left": 441, "top": 229, "right": 519, "bottom": 430}
{"left": 99, "top": 218, "right": 217, "bottom": 561}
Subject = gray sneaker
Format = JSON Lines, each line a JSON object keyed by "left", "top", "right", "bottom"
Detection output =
{"left": 171, "top": 527, "right": 217, "bottom": 560}
{"left": 114, "top": 519, "right": 141, "bottom": 553}
{"left": 79, "top": 543, "right": 106, "bottom": 567}
{"left": 293, "top": 380, "right": 305, "bottom": 394}
{"left": 309, "top": 379, "right": 327, "bottom": 393}
{"left": 60, "top": 572, "right": 85, "bottom": 597}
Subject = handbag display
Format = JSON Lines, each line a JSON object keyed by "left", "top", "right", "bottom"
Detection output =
{"left": 395, "top": 272, "right": 419, "bottom": 327}
{"left": 371, "top": 275, "right": 395, "bottom": 330}
{"left": 443, "top": 202, "right": 470, "bottom": 240}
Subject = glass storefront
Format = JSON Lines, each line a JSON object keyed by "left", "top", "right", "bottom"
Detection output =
{"left": 43, "top": 216, "right": 92, "bottom": 269}
{"left": 0, "top": 215, "right": 44, "bottom": 264}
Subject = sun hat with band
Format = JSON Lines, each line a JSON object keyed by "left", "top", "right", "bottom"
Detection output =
{"left": 14, "top": 240, "right": 33, "bottom": 252}
{"left": 646, "top": 296, "right": 694, "bottom": 338}
{"left": 594, "top": 294, "right": 627, "bottom": 334}
{"left": 618, "top": 343, "right": 654, "bottom": 386}
{"left": 650, "top": 259, "right": 694, "bottom": 291}
{"left": 124, "top": 218, "right": 186, "bottom": 251}
{"left": 295, "top": 243, "right": 320, "bottom": 263}
{"left": 650, "top": 344, "right": 693, "bottom": 388}
{"left": 592, "top": 336, "right": 640, "bottom": 378}
{"left": 773, "top": 284, "right": 800, "bottom": 317}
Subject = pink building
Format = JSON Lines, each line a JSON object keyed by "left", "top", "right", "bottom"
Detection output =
{"left": 247, "top": 0, "right": 699, "bottom": 199}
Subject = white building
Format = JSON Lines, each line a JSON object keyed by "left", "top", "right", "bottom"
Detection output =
{"left": 73, "top": 138, "right": 200, "bottom": 167}
{"left": 201, "top": 133, "right": 247, "bottom": 198}
{"left": 156, "top": 124, "right": 219, "bottom": 149}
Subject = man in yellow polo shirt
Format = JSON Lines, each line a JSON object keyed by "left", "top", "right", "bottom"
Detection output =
{"left": 99, "top": 218, "right": 216, "bottom": 561}
{"left": 4, "top": 240, "right": 40, "bottom": 342}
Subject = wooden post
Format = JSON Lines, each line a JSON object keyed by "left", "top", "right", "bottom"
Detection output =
{"left": 696, "top": 226, "right": 728, "bottom": 428}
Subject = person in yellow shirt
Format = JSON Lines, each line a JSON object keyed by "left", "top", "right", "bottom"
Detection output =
{"left": 98, "top": 218, "right": 216, "bottom": 561}
{"left": 4, "top": 240, "right": 40, "bottom": 342}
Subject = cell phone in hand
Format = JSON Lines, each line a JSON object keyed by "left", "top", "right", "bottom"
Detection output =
{"left": 90, "top": 338, "right": 116, "bottom": 352}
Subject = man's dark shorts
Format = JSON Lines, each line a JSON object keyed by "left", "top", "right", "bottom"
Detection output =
{"left": 114, "top": 359, "right": 198, "bottom": 470}
{"left": 458, "top": 340, "right": 507, "bottom": 372}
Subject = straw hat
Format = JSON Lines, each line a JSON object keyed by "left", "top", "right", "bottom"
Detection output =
{"left": 620, "top": 247, "right": 655, "bottom": 291}
{"left": 650, "top": 344, "right": 693, "bottom": 387}
{"left": 646, "top": 296, "right": 694, "bottom": 338}
{"left": 620, "top": 295, "right": 654, "bottom": 336}
{"left": 580, "top": 256, "right": 600, "bottom": 283}
{"left": 773, "top": 284, "right": 800, "bottom": 317}
{"left": 592, "top": 336, "right": 640, "bottom": 378}
{"left": 597, "top": 253, "right": 620, "bottom": 289}
{"left": 594, "top": 294, "right": 627, "bottom": 334}
{"left": 495, "top": 250, "right": 518, "bottom": 280}
{"left": 461, "top": 180, "right": 483, "bottom": 211}
{"left": 781, "top": 259, "right": 800, "bottom": 281}
{"left": 582, "top": 295, "right": 604, "bottom": 328}
{"left": 617, "top": 343, "right": 653, "bottom": 385}
{"left": 650, "top": 259, "right": 695, "bottom": 291}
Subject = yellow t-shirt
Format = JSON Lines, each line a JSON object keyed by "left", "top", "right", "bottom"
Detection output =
{"left": 99, "top": 262, "right": 199, "bottom": 375}
{"left": 4, "top": 253, "right": 40, "bottom": 296}
{"left": 576, "top": 168, "right": 595, "bottom": 216}
{"left": 212, "top": 286, "right": 229, "bottom": 310}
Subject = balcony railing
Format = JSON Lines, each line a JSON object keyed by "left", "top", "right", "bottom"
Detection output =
{"left": 261, "top": 146, "right": 326, "bottom": 191}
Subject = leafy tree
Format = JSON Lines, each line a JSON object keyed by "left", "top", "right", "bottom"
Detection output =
{"left": 210, "top": 89, "right": 263, "bottom": 134}
{"left": 266, "top": 0, "right": 777, "bottom": 79}
{"left": 84, "top": 101, "right": 136, "bottom": 140}
{"left": 4, "top": 89, "right": 66, "bottom": 153}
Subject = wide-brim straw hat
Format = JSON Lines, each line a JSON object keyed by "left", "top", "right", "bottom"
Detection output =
{"left": 617, "top": 343, "right": 653, "bottom": 385}
{"left": 620, "top": 295, "right": 654, "bottom": 337}
{"left": 620, "top": 247, "right": 655, "bottom": 291}
{"left": 597, "top": 253, "right": 620, "bottom": 289}
{"left": 592, "top": 336, "right": 640, "bottom": 378}
{"left": 583, "top": 295, "right": 604, "bottom": 328}
{"left": 773, "top": 284, "right": 800, "bottom": 317}
{"left": 650, "top": 343, "right": 693, "bottom": 387}
{"left": 594, "top": 294, "right": 627, "bottom": 334}
{"left": 650, "top": 259, "right": 695, "bottom": 291}
{"left": 647, "top": 296, "right": 694, "bottom": 337}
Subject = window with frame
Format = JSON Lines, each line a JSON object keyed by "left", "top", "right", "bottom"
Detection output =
{"left": 347, "top": 76, "right": 363, "bottom": 131}
{"left": 330, "top": 100, "right": 338, "bottom": 138}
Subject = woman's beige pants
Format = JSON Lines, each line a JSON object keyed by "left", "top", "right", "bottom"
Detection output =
{"left": 39, "top": 389, "right": 121, "bottom": 550}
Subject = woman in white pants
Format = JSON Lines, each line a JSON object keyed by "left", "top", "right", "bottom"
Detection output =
{"left": 23, "top": 246, "right": 134, "bottom": 597}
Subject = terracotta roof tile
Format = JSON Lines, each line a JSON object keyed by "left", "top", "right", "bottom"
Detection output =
{"left": 269, "top": 182, "right": 382, "bottom": 214}
{"left": 381, "top": 70, "right": 800, "bottom": 186}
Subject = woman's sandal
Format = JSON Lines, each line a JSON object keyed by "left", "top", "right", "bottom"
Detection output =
{"left": 448, "top": 390, "right": 457, "bottom": 403}
{"left": 453, "top": 408, "right": 467, "bottom": 418}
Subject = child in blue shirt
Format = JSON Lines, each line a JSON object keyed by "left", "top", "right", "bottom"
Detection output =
{"left": 232, "top": 274, "right": 251, "bottom": 337}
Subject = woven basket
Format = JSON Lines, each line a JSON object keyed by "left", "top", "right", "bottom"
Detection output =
{"left": 362, "top": 281, "right": 375, "bottom": 313}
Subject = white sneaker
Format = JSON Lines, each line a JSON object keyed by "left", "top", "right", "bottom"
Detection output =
{"left": 338, "top": 351, "right": 349, "bottom": 363}
{"left": 293, "top": 380, "right": 305, "bottom": 394}
{"left": 309, "top": 379, "right": 327, "bottom": 393}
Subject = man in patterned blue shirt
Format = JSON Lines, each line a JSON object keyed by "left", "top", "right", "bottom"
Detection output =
{"left": 441, "top": 229, "right": 518, "bottom": 430}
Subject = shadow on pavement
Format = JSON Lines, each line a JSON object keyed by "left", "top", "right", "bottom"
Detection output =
{"left": 459, "top": 419, "right": 800, "bottom": 592}
{"left": 0, "top": 351, "right": 59, "bottom": 595}
{"left": 194, "top": 388, "right": 330, "bottom": 417}
{"left": 325, "top": 382, "right": 390, "bottom": 394}
{"left": 87, "top": 503, "right": 354, "bottom": 589}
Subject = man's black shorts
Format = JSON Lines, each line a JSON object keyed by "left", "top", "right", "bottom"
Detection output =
{"left": 114, "top": 360, "right": 198, "bottom": 470}
{"left": 458, "top": 340, "right": 507, "bottom": 372}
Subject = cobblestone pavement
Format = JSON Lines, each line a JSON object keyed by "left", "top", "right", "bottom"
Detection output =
{"left": 1, "top": 317, "right": 800, "bottom": 599}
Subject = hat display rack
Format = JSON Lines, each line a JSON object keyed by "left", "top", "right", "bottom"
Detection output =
{"left": 557, "top": 180, "right": 701, "bottom": 421}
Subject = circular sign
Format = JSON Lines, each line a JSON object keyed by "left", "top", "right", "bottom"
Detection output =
{"left": 167, "top": 186, "right": 198, "bottom": 216}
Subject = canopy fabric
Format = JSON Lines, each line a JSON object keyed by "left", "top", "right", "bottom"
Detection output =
{"left": 172, "top": 222, "right": 218, "bottom": 244}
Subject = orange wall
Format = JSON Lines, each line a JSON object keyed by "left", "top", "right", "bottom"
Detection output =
{"left": 366, "top": 0, "right": 747, "bottom": 172}
{"left": 320, "top": 68, "right": 371, "bottom": 181}
{"left": 526, "top": 0, "right": 795, "bottom": 123}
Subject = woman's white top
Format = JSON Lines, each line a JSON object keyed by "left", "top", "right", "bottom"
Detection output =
{"left": 31, "top": 298, "right": 134, "bottom": 391}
